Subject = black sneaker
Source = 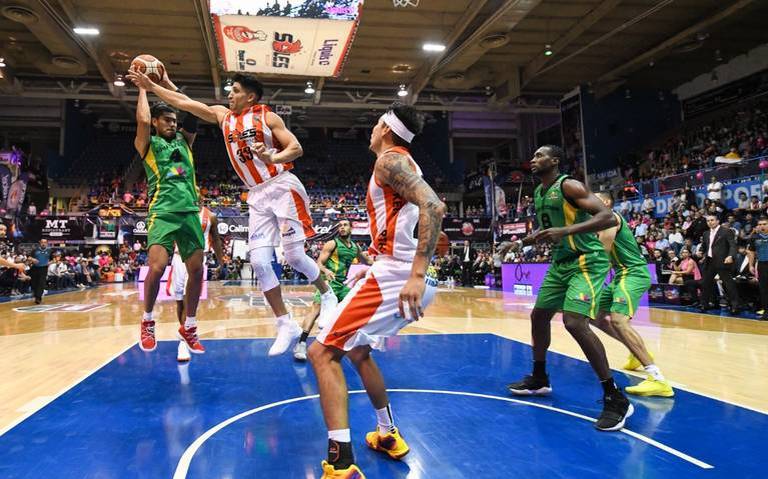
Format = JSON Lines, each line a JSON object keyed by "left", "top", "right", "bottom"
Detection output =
{"left": 507, "top": 375, "right": 552, "bottom": 396}
{"left": 595, "top": 391, "right": 634, "bottom": 431}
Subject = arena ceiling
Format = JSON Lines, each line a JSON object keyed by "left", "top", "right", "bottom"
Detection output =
{"left": 0, "top": 0, "right": 767, "bottom": 128}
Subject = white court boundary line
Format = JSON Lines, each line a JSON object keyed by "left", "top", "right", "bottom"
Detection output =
{"left": 172, "top": 388, "right": 713, "bottom": 478}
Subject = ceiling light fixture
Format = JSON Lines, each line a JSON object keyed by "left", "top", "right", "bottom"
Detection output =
{"left": 304, "top": 81, "right": 315, "bottom": 94}
{"left": 544, "top": 44, "right": 553, "bottom": 56}
{"left": 73, "top": 27, "right": 99, "bottom": 36}
{"left": 0, "top": 57, "right": 5, "bottom": 68}
{"left": 113, "top": 74, "right": 125, "bottom": 87}
{"left": 397, "top": 84, "right": 408, "bottom": 97}
{"left": 422, "top": 43, "right": 445, "bottom": 52}
{"left": 224, "top": 80, "right": 232, "bottom": 92}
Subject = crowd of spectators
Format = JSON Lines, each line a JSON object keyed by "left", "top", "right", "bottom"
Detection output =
{"left": 621, "top": 99, "right": 768, "bottom": 184}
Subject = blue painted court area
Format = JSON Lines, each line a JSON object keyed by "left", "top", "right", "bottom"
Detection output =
{"left": 0, "top": 334, "right": 764, "bottom": 478}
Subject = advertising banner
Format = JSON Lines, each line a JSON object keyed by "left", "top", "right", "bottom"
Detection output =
{"left": 212, "top": 1, "right": 362, "bottom": 77}
{"left": 501, "top": 263, "right": 656, "bottom": 306}
{"left": 0, "top": 165, "right": 11, "bottom": 210}
{"left": 5, "top": 174, "right": 28, "bottom": 214}
{"left": 28, "top": 216, "right": 86, "bottom": 242}
{"left": 617, "top": 179, "right": 763, "bottom": 217}
{"left": 442, "top": 218, "right": 493, "bottom": 241}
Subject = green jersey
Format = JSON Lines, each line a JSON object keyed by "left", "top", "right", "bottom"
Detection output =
{"left": 144, "top": 132, "right": 199, "bottom": 214}
{"left": 325, "top": 237, "right": 360, "bottom": 283}
{"left": 608, "top": 212, "right": 647, "bottom": 271}
{"left": 534, "top": 174, "right": 605, "bottom": 262}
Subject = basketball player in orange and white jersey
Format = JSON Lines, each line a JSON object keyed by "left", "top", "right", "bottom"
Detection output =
{"left": 127, "top": 69, "right": 337, "bottom": 357}
{"left": 307, "top": 103, "right": 446, "bottom": 478}
{"left": 167, "top": 203, "right": 225, "bottom": 362}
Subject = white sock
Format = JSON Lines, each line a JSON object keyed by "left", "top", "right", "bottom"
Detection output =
{"left": 328, "top": 429, "right": 351, "bottom": 443}
{"left": 184, "top": 316, "right": 197, "bottom": 330}
{"left": 376, "top": 404, "right": 396, "bottom": 435}
{"left": 276, "top": 313, "right": 291, "bottom": 324}
{"left": 644, "top": 364, "right": 665, "bottom": 381}
{"left": 142, "top": 312, "right": 153, "bottom": 322}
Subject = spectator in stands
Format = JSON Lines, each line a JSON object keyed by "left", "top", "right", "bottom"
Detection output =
{"left": 619, "top": 194, "right": 632, "bottom": 217}
{"left": 669, "top": 227, "right": 684, "bottom": 255}
{"left": 669, "top": 248, "right": 700, "bottom": 285}
{"left": 642, "top": 196, "right": 655, "bottom": 215}
{"left": 27, "top": 202, "right": 36, "bottom": 217}
{"left": 707, "top": 176, "right": 723, "bottom": 203}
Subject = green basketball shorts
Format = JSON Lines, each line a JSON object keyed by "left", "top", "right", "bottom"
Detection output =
{"left": 146, "top": 211, "right": 204, "bottom": 261}
{"left": 597, "top": 266, "right": 651, "bottom": 318}
{"left": 534, "top": 251, "right": 611, "bottom": 319}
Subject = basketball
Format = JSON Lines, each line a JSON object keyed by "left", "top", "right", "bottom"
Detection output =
{"left": 130, "top": 54, "right": 165, "bottom": 83}
{"left": 436, "top": 231, "right": 450, "bottom": 256}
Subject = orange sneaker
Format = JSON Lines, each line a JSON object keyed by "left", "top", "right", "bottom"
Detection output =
{"left": 320, "top": 461, "right": 365, "bottom": 478}
{"left": 139, "top": 320, "right": 156, "bottom": 352}
{"left": 365, "top": 427, "right": 410, "bottom": 459}
{"left": 178, "top": 325, "right": 205, "bottom": 354}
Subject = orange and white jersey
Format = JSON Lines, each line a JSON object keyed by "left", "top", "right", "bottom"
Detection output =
{"left": 199, "top": 206, "right": 213, "bottom": 253}
{"left": 221, "top": 104, "right": 293, "bottom": 188}
{"left": 366, "top": 146, "right": 422, "bottom": 262}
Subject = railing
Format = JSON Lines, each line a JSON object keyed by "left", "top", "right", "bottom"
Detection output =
{"left": 613, "top": 154, "right": 768, "bottom": 199}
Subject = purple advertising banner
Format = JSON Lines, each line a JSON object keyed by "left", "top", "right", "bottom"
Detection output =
{"left": 501, "top": 263, "right": 657, "bottom": 306}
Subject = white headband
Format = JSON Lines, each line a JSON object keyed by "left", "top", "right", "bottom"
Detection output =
{"left": 381, "top": 111, "right": 415, "bottom": 143}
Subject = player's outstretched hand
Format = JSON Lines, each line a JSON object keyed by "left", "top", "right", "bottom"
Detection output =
{"left": 399, "top": 276, "right": 425, "bottom": 322}
{"left": 126, "top": 69, "right": 156, "bottom": 91}
{"left": 536, "top": 227, "right": 567, "bottom": 244}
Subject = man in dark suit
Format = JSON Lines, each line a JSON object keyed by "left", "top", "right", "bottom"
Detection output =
{"left": 460, "top": 240, "right": 477, "bottom": 286}
{"left": 699, "top": 215, "right": 741, "bottom": 314}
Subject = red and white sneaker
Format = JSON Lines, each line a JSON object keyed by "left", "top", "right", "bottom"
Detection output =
{"left": 178, "top": 325, "right": 205, "bottom": 354}
{"left": 140, "top": 320, "right": 156, "bottom": 352}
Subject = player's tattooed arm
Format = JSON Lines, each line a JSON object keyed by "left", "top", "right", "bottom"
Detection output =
{"left": 134, "top": 88, "right": 151, "bottom": 157}
{"left": 375, "top": 152, "right": 447, "bottom": 276}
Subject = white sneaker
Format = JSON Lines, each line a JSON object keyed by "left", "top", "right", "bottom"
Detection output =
{"left": 293, "top": 341, "right": 307, "bottom": 361}
{"left": 177, "top": 341, "right": 191, "bottom": 362}
{"left": 317, "top": 290, "right": 338, "bottom": 330}
{"left": 269, "top": 315, "right": 301, "bottom": 356}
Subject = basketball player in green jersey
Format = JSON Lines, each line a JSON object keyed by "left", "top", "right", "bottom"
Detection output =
{"left": 505, "top": 145, "right": 633, "bottom": 431}
{"left": 592, "top": 193, "right": 674, "bottom": 397}
{"left": 293, "top": 219, "right": 372, "bottom": 361}
{"left": 134, "top": 85, "right": 206, "bottom": 355}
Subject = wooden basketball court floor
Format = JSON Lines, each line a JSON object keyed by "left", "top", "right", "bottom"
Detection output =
{"left": 0, "top": 280, "right": 766, "bottom": 478}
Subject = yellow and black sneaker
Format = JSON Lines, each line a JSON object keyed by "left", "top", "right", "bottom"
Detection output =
{"left": 365, "top": 427, "right": 410, "bottom": 459}
{"left": 625, "top": 376, "right": 674, "bottom": 397}
{"left": 320, "top": 461, "right": 365, "bottom": 479}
